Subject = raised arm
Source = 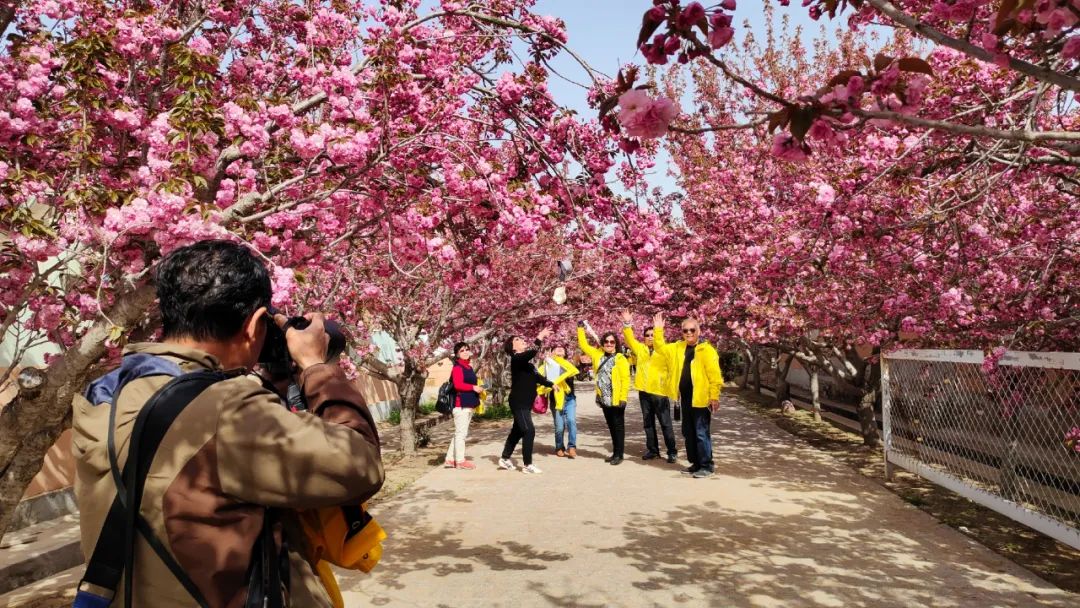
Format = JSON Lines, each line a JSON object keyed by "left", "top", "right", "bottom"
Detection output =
{"left": 653, "top": 312, "right": 667, "bottom": 349}
{"left": 577, "top": 325, "right": 601, "bottom": 360}
{"left": 621, "top": 310, "right": 646, "bottom": 360}
{"left": 218, "top": 365, "right": 384, "bottom": 508}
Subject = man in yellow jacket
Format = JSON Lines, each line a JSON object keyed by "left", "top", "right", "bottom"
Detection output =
{"left": 622, "top": 310, "right": 678, "bottom": 463}
{"left": 655, "top": 317, "right": 724, "bottom": 478}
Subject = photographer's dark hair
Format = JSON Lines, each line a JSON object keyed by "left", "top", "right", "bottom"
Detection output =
{"left": 600, "top": 332, "right": 620, "bottom": 351}
{"left": 453, "top": 342, "right": 469, "bottom": 358}
{"left": 155, "top": 240, "right": 272, "bottom": 340}
{"left": 503, "top": 336, "right": 517, "bottom": 356}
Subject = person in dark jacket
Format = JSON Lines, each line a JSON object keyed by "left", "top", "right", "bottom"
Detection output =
{"left": 444, "top": 342, "right": 484, "bottom": 470}
{"left": 499, "top": 328, "right": 553, "bottom": 474}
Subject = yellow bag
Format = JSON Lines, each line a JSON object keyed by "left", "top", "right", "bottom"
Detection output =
{"left": 300, "top": 504, "right": 387, "bottom": 573}
{"left": 476, "top": 376, "right": 487, "bottom": 415}
{"left": 299, "top": 503, "right": 387, "bottom": 607}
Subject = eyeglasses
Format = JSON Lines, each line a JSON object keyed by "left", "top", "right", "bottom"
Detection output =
{"left": 681, "top": 328, "right": 698, "bottom": 334}
{"left": 602, "top": 340, "right": 617, "bottom": 345}
{"left": 644, "top": 333, "right": 654, "bottom": 338}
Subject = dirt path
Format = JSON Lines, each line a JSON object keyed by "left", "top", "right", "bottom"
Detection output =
{"left": 337, "top": 390, "right": 1076, "bottom": 607}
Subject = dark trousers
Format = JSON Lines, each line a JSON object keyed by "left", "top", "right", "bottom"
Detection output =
{"left": 681, "top": 401, "right": 714, "bottom": 471}
{"left": 601, "top": 406, "right": 626, "bottom": 458}
{"left": 502, "top": 407, "right": 536, "bottom": 466}
{"left": 640, "top": 391, "right": 677, "bottom": 457}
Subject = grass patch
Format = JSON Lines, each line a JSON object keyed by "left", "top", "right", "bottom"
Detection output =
{"left": 476, "top": 401, "right": 513, "bottom": 420}
{"left": 419, "top": 399, "right": 437, "bottom": 415}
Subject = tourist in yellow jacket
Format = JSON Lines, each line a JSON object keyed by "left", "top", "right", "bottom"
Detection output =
{"left": 577, "top": 323, "right": 631, "bottom": 465}
{"left": 622, "top": 310, "right": 678, "bottom": 464}
{"left": 538, "top": 346, "right": 580, "bottom": 458}
{"left": 655, "top": 318, "right": 724, "bottom": 479}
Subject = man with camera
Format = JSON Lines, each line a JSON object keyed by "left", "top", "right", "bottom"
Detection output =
{"left": 72, "top": 240, "right": 384, "bottom": 607}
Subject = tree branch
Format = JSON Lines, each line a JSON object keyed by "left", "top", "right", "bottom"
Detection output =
{"left": 866, "top": 0, "right": 1080, "bottom": 93}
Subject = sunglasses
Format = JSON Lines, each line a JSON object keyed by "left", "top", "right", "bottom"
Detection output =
{"left": 681, "top": 328, "right": 698, "bottom": 334}
{"left": 602, "top": 340, "right": 617, "bottom": 345}
{"left": 644, "top": 333, "right": 654, "bottom": 338}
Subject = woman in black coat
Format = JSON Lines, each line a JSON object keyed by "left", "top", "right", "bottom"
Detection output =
{"left": 498, "top": 328, "right": 553, "bottom": 474}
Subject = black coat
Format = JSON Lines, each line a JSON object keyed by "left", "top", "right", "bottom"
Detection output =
{"left": 508, "top": 345, "right": 553, "bottom": 410}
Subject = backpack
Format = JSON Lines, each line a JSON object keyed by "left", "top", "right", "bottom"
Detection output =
{"left": 435, "top": 372, "right": 456, "bottom": 415}
{"left": 74, "top": 366, "right": 288, "bottom": 608}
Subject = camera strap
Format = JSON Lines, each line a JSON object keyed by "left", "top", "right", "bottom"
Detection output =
{"left": 75, "top": 371, "right": 225, "bottom": 608}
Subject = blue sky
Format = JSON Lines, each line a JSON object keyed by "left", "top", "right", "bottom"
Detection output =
{"left": 530, "top": 0, "right": 829, "bottom": 195}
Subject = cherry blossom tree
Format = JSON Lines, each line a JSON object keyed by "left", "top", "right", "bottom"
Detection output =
{"left": 603, "top": 1, "right": 1079, "bottom": 445}
{"left": 0, "top": 0, "right": 630, "bottom": 538}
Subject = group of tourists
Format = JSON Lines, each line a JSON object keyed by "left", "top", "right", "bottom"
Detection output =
{"left": 442, "top": 311, "right": 725, "bottom": 479}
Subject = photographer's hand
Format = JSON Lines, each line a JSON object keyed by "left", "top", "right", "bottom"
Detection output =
{"left": 277, "top": 312, "right": 330, "bottom": 370}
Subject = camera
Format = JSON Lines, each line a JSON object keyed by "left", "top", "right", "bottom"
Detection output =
{"left": 259, "top": 310, "right": 348, "bottom": 410}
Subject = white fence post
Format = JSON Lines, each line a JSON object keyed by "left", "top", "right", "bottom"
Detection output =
{"left": 881, "top": 355, "right": 893, "bottom": 481}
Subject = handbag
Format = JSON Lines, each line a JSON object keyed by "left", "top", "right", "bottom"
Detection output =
{"left": 532, "top": 394, "right": 549, "bottom": 415}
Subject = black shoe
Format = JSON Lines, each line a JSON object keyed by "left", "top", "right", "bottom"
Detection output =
{"left": 642, "top": 452, "right": 659, "bottom": 460}
{"left": 610, "top": 456, "right": 624, "bottom": 466}
{"left": 666, "top": 454, "right": 677, "bottom": 464}
{"left": 680, "top": 466, "right": 700, "bottom": 475}
{"left": 604, "top": 455, "right": 614, "bottom": 462}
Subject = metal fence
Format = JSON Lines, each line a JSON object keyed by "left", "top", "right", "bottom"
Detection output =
{"left": 882, "top": 350, "right": 1080, "bottom": 550}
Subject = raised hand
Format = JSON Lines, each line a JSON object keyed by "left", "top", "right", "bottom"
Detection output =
{"left": 621, "top": 309, "right": 633, "bottom": 324}
{"left": 653, "top": 312, "right": 665, "bottom": 328}
{"left": 537, "top": 327, "right": 553, "bottom": 341}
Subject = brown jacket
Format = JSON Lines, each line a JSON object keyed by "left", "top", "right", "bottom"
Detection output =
{"left": 72, "top": 343, "right": 384, "bottom": 607}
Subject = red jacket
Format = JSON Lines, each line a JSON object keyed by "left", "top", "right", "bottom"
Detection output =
{"left": 451, "top": 359, "right": 480, "bottom": 408}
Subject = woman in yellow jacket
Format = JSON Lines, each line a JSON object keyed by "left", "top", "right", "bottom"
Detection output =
{"left": 537, "top": 346, "right": 580, "bottom": 458}
{"left": 577, "top": 323, "right": 631, "bottom": 465}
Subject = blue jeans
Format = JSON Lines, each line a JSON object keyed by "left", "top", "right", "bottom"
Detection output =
{"left": 681, "top": 401, "right": 713, "bottom": 471}
{"left": 552, "top": 394, "right": 577, "bottom": 450}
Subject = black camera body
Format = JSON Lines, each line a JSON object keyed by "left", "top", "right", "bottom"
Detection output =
{"left": 259, "top": 314, "right": 347, "bottom": 410}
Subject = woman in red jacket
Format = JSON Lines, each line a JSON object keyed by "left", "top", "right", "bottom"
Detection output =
{"left": 444, "top": 342, "right": 484, "bottom": 469}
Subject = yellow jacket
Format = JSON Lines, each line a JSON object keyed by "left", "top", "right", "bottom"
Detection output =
{"left": 655, "top": 340, "right": 723, "bottom": 407}
{"left": 622, "top": 324, "right": 667, "bottom": 395}
{"left": 536, "top": 356, "right": 580, "bottom": 410}
{"left": 577, "top": 327, "right": 631, "bottom": 406}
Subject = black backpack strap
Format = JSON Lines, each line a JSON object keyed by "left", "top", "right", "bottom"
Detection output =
{"left": 78, "top": 371, "right": 224, "bottom": 608}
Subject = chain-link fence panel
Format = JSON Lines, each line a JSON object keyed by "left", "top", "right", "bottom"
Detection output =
{"left": 883, "top": 350, "right": 1080, "bottom": 550}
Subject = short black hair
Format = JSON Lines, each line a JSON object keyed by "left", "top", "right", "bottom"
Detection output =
{"left": 453, "top": 342, "right": 469, "bottom": 357}
{"left": 155, "top": 239, "right": 272, "bottom": 340}
{"left": 642, "top": 327, "right": 655, "bottom": 336}
{"left": 503, "top": 336, "right": 518, "bottom": 356}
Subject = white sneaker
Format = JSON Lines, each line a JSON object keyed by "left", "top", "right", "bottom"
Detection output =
{"left": 498, "top": 458, "right": 517, "bottom": 471}
{"left": 522, "top": 464, "right": 542, "bottom": 474}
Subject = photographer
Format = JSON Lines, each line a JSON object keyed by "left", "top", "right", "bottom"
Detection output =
{"left": 72, "top": 239, "right": 384, "bottom": 608}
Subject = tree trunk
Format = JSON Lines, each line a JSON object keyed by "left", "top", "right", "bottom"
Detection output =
{"left": 858, "top": 357, "right": 882, "bottom": 447}
{"left": 394, "top": 359, "right": 427, "bottom": 455}
{"left": 774, "top": 352, "right": 795, "bottom": 405}
{"left": 810, "top": 368, "right": 822, "bottom": 422}
{"left": 738, "top": 349, "right": 752, "bottom": 388}
{"left": 752, "top": 349, "right": 762, "bottom": 395}
{"left": 0, "top": 285, "right": 156, "bottom": 543}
